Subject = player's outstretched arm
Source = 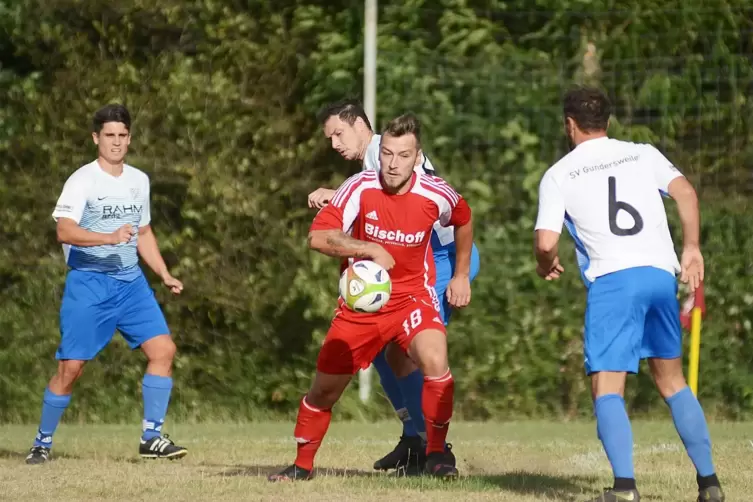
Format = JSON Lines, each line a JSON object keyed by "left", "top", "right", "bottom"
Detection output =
{"left": 668, "top": 176, "right": 704, "bottom": 290}
{"left": 308, "top": 229, "right": 395, "bottom": 270}
{"left": 56, "top": 217, "right": 133, "bottom": 247}
{"left": 138, "top": 225, "right": 183, "bottom": 294}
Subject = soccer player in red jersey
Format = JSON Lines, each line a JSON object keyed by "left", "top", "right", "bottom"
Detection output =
{"left": 269, "top": 113, "right": 473, "bottom": 481}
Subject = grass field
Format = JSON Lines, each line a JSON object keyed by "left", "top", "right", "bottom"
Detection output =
{"left": 0, "top": 420, "right": 750, "bottom": 501}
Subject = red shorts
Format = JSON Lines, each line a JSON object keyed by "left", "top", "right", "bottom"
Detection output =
{"left": 316, "top": 293, "right": 447, "bottom": 375}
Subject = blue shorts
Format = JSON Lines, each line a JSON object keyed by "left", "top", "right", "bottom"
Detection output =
{"left": 57, "top": 269, "right": 170, "bottom": 360}
{"left": 584, "top": 266, "right": 682, "bottom": 375}
{"left": 434, "top": 243, "right": 481, "bottom": 325}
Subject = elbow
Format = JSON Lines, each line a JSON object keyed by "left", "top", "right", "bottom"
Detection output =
{"left": 307, "top": 231, "right": 325, "bottom": 252}
{"left": 56, "top": 226, "right": 68, "bottom": 244}
{"left": 534, "top": 231, "right": 559, "bottom": 256}
{"left": 535, "top": 242, "right": 556, "bottom": 257}
{"left": 536, "top": 244, "right": 555, "bottom": 256}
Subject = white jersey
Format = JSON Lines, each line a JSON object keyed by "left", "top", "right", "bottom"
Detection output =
{"left": 535, "top": 137, "right": 683, "bottom": 284}
{"left": 362, "top": 134, "right": 455, "bottom": 248}
{"left": 52, "top": 160, "right": 151, "bottom": 281}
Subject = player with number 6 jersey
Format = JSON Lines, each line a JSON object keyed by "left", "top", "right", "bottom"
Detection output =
{"left": 534, "top": 86, "right": 723, "bottom": 502}
{"left": 269, "top": 113, "right": 473, "bottom": 482}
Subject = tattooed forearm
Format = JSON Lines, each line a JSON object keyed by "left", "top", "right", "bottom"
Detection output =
{"left": 309, "top": 230, "right": 375, "bottom": 259}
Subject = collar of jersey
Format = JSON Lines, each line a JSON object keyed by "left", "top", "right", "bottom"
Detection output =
{"left": 575, "top": 136, "right": 610, "bottom": 149}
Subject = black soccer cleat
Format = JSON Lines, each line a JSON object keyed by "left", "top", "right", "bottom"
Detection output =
{"left": 390, "top": 442, "right": 456, "bottom": 477}
{"left": 698, "top": 486, "right": 725, "bottom": 502}
{"left": 424, "top": 450, "right": 458, "bottom": 479}
{"left": 139, "top": 434, "right": 188, "bottom": 459}
{"left": 268, "top": 464, "right": 312, "bottom": 482}
{"left": 25, "top": 446, "right": 51, "bottom": 465}
{"left": 373, "top": 435, "right": 425, "bottom": 471}
{"left": 583, "top": 488, "right": 640, "bottom": 502}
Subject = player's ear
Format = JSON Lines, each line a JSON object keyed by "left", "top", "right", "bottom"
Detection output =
{"left": 92, "top": 132, "right": 99, "bottom": 145}
{"left": 414, "top": 150, "right": 424, "bottom": 167}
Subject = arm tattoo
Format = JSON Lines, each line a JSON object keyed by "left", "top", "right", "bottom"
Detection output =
{"left": 321, "top": 231, "right": 374, "bottom": 258}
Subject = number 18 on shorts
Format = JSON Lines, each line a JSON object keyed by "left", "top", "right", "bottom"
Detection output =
{"left": 316, "top": 294, "right": 446, "bottom": 375}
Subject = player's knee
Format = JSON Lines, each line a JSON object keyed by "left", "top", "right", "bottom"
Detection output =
{"left": 308, "top": 372, "right": 350, "bottom": 409}
{"left": 55, "top": 360, "right": 85, "bottom": 389}
{"left": 306, "top": 386, "right": 340, "bottom": 409}
{"left": 414, "top": 346, "right": 448, "bottom": 378}
{"left": 649, "top": 358, "right": 687, "bottom": 398}
{"left": 409, "top": 330, "right": 448, "bottom": 377}
{"left": 143, "top": 335, "right": 176, "bottom": 364}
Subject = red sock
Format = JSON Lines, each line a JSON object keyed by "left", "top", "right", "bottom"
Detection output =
{"left": 293, "top": 396, "right": 332, "bottom": 471}
{"left": 422, "top": 369, "right": 454, "bottom": 454}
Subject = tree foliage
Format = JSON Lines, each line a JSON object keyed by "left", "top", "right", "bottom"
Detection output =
{"left": 1, "top": 0, "right": 752, "bottom": 422}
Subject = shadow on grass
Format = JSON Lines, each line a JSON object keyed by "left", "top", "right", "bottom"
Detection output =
{"left": 0, "top": 448, "right": 81, "bottom": 461}
{"left": 211, "top": 463, "right": 603, "bottom": 500}
{"left": 211, "top": 464, "right": 376, "bottom": 478}
{"left": 472, "top": 471, "right": 598, "bottom": 501}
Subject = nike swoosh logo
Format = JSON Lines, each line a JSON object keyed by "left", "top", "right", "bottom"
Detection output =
{"left": 97, "top": 196, "right": 108, "bottom": 200}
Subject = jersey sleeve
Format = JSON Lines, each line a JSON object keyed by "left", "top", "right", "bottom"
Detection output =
{"left": 310, "top": 173, "right": 365, "bottom": 233}
{"left": 362, "top": 138, "right": 380, "bottom": 172}
{"left": 421, "top": 176, "right": 471, "bottom": 227}
{"left": 139, "top": 175, "right": 152, "bottom": 227}
{"left": 52, "top": 173, "right": 89, "bottom": 224}
{"left": 645, "top": 144, "right": 684, "bottom": 194}
{"left": 534, "top": 169, "right": 565, "bottom": 233}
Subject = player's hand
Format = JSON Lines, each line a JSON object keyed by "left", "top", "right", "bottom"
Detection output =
{"left": 369, "top": 246, "right": 396, "bottom": 271}
{"left": 162, "top": 274, "right": 184, "bottom": 295}
{"left": 447, "top": 274, "right": 471, "bottom": 308}
{"left": 536, "top": 256, "right": 564, "bottom": 280}
{"left": 110, "top": 224, "right": 136, "bottom": 244}
{"left": 308, "top": 188, "right": 336, "bottom": 209}
{"left": 680, "top": 245, "right": 704, "bottom": 292}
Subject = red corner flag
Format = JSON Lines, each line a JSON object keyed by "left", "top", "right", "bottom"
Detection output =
{"left": 680, "top": 282, "right": 706, "bottom": 330}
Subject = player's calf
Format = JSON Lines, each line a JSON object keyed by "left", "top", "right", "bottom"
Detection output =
{"left": 269, "top": 371, "right": 352, "bottom": 481}
{"left": 648, "top": 358, "right": 723, "bottom": 500}
{"left": 406, "top": 327, "right": 456, "bottom": 478}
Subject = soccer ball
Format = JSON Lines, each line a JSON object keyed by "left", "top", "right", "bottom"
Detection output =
{"left": 339, "top": 260, "right": 391, "bottom": 313}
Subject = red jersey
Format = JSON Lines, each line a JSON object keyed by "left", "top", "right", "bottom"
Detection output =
{"left": 310, "top": 170, "right": 471, "bottom": 311}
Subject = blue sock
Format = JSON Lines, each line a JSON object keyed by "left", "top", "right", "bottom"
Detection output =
{"left": 666, "top": 386, "right": 715, "bottom": 476}
{"left": 595, "top": 394, "right": 634, "bottom": 479}
{"left": 397, "top": 370, "right": 427, "bottom": 440}
{"left": 142, "top": 374, "right": 173, "bottom": 441}
{"left": 34, "top": 388, "right": 71, "bottom": 448}
{"left": 372, "top": 350, "right": 418, "bottom": 437}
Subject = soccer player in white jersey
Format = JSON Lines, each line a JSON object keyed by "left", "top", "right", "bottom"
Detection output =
{"left": 308, "top": 99, "right": 481, "bottom": 475}
{"left": 534, "top": 87, "right": 724, "bottom": 502}
{"left": 25, "top": 104, "right": 188, "bottom": 464}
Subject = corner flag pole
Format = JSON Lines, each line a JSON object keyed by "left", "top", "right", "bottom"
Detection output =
{"left": 359, "top": 0, "right": 378, "bottom": 404}
{"left": 686, "top": 282, "right": 706, "bottom": 396}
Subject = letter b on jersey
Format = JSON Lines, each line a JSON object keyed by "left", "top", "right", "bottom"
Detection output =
{"left": 608, "top": 176, "right": 643, "bottom": 236}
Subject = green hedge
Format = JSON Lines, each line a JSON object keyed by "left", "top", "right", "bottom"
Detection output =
{"left": 1, "top": 0, "right": 751, "bottom": 422}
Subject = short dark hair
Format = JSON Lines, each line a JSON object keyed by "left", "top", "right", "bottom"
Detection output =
{"left": 92, "top": 104, "right": 131, "bottom": 133}
{"left": 563, "top": 86, "right": 611, "bottom": 132}
{"left": 382, "top": 113, "right": 422, "bottom": 148}
{"left": 316, "top": 98, "right": 373, "bottom": 131}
